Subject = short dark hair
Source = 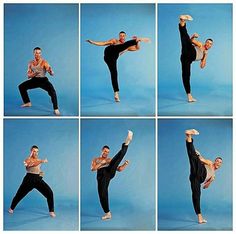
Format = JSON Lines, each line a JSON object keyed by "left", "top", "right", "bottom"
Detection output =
{"left": 33, "top": 47, "right": 41, "bottom": 51}
{"left": 102, "top": 145, "right": 110, "bottom": 150}
{"left": 206, "top": 38, "right": 213, "bottom": 43}
{"left": 31, "top": 145, "right": 39, "bottom": 150}
{"left": 119, "top": 31, "right": 126, "bottom": 35}
{"left": 215, "top": 156, "right": 223, "bottom": 161}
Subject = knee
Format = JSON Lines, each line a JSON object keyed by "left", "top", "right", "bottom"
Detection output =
{"left": 48, "top": 88, "right": 56, "bottom": 97}
{"left": 47, "top": 188, "right": 54, "bottom": 199}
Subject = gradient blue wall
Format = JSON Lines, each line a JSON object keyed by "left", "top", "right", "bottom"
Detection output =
{"left": 158, "top": 4, "right": 232, "bottom": 116}
{"left": 158, "top": 119, "right": 232, "bottom": 229}
{"left": 4, "top": 119, "right": 78, "bottom": 205}
{"left": 81, "top": 4, "right": 155, "bottom": 115}
{"left": 158, "top": 4, "right": 232, "bottom": 88}
{"left": 81, "top": 119, "right": 156, "bottom": 230}
{"left": 4, "top": 4, "right": 79, "bottom": 115}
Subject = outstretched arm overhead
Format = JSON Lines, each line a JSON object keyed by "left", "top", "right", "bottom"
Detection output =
{"left": 86, "top": 38, "right": 117, "bottom": 46}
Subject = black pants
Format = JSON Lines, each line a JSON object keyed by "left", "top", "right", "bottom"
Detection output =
{"left": 97, "top": 143, "right": 128, "bottom": 213}
{"left": 104, "top": 39, "right": 137, "bottom": 92}
{"left": 186, "top": 140, "right": 206, "bottom": 214}
{"left": 18, "top": 77, "right": 58, "bottom": 110}
{"left": 10, "top": 173, "right": 54, "bottom": 212}
{"left": 179, "top": 24, "right": 196, "bottom": 94}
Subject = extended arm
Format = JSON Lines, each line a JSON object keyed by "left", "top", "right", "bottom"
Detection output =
{"left": 203, "top": 175, "right": 215, "bottom": 189}
{"left": 190, "top": 33, "right": 203, "bottom": 47}
{"left": 117, "top": 160, "right": 129, "bottom": 172}
{"left": 198, "top": 155, "right": 213, "bottom": 166}
{"left": 86, "top": 38, "right": 117, "bottom": 46}
{"left": 120, "top": 37, "right": 150, "bottom": 55}
{"left": 24, "top": 157, "right": 48, "bottom": 168}
{"left": 91, "top": 158, "right": 111, "bottom": 171}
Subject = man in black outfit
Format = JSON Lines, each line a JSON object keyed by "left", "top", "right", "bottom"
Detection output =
{"left": 18, "top": 47, "right": 60, "bottom": 115}
{"left": 185, "top": 129, "right": 222, "bottom": 224}
{"left": 179, "top": 15, "right": 213, "bottom": 102}
{"left": 87, "top": 32, "right": 150, "bottom": 102}
{"left": 91, "top": 130, "right": 133, "bottom": 220}
{"left": 8, "top": 145, "right": 56, "bottom": 217}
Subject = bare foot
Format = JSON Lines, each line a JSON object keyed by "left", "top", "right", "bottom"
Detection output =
{"left": 199, "top": 219, "right": 207, "bottom": 224}
{"left": 198, "top": 214, "right": 207, "bottom": 224}
{"left": 54, "top": 109, "right": 60, "bottom": 116}
{"left": 21, "top": 102, "right": 32, "bottom": 107}
{"left": 102, "top": 211, "right": 112, "bottom": 220}
{"left": 114, "top": 92, "right": 120, "bottom": 102}
{"left": 8, "top": 208, "right": 14, "bottom": 214}
{"left": 49, "top": 212, "right": 56, "bottom": 218}
{"left": 180, "top": 14, "right": 193, "bottom": 21}
{"left": 185, "top": 129, "right": 199, "bottom": 135}
{"left": 187, "top": 94, "right": 197, "bottom": 102}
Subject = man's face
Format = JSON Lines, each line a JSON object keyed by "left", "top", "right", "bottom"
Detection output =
{"left": 34, "top": 49, "right": 42, "bottom": 60}
{"left": 31, "top": 148, "right": 39, "bottom": 158}
{"left": 214, "top": 158, "right": 222, "bottom": 169}
{"left": 101, "top": 148, "right": 110, "bottom": 158}
{"left": 204, "top": 40, "right": 213, "bottom": 50}
{"left": 119, "top": 33, "right": 126, "bottom": 43}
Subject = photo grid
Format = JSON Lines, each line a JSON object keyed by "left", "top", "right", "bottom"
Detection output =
{"left": 0, "top": 0, "right": 234, "bottom": 233}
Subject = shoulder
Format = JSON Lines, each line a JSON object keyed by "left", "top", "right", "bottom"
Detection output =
{"left": 109, "top": 38, "right": 118, "bottom": 44}
{"left": 28, "top": 60, "right": 34, "bottom": 66}
{"left": 41, "top": 59, "right": 49, "bottom": 66}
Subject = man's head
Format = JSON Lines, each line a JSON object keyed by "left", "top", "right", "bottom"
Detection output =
{"left": 30, "top": 145, "right": 39, "bottom": 158}
{"left": 214, "top": 156, "right": 222, "bottom": 170}
{"left": 119, "top": 31, "right": 126, "bottom": 44}
{"left": 33, "top": 47, "right": 42, "bottom": 60}
{"left": 101, "top": 145, "right": 110, "bottom": 158}
{"left": 204, "top": 39, "right": 213, "bottom": 50}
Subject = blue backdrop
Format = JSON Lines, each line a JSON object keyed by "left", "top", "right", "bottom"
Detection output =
{"left": 158, "top": 4, "right": 232, "bottom": 116}
{"left": 158, "top": 119, "right": 232, "bottom": 230}
{"left": 4, "top": 119, "right": 79, "bottom": 230}
{"left": 81, "top": 4, "right": 156, "bottom": 116}
{"left": 4, "top": 4, "right": 79, "bottom": 116}
{"left": 81, "top": 119, "right": 156, "bottom": 230}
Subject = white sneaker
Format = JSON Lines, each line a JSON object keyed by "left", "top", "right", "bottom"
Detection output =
{"left": 102, "top": 211, "right": 112, "bottom": 220}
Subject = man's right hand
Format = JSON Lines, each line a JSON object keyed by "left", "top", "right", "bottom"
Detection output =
{"left": 42, "top": 158, "right": 48, "bottom": 163}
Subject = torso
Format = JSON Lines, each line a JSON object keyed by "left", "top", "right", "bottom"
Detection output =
{"left": 96, "top": 157, "right": 110, "bottom": 169}
{"left": 204, "top": 164, "right": 215, "bottom": 182}
{"left": 194, "top": 46, "right": 207, "bottom": 61}
{"left": 26, "top": 163, "right": 41, "bottom": 174}
{"left": 30, "top": 59, "right": 47, "bottom": 77}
